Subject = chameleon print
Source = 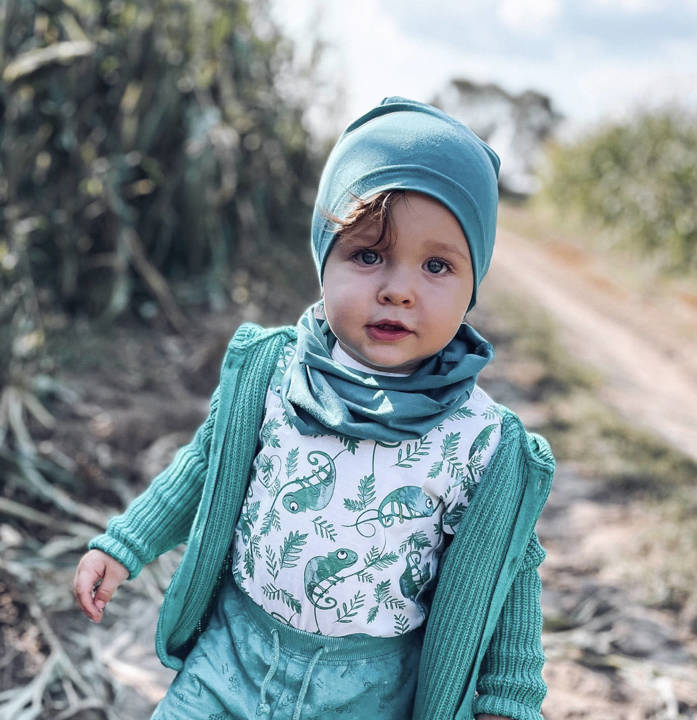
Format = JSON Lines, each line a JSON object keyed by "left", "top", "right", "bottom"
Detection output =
{"left": 282, "top": 451, "right": 336, "bottom": 513}
{"left": 345, "top": 486, "right": 441, "bottom": 538}
{"left": 304, "top": 548, "right": 358, "bottom": 632}
{"left": 399, "top": 550, "right": 432, "bottom": 605}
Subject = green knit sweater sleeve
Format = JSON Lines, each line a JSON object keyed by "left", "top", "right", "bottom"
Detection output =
{"left": 88, "top": 385, "right": 220, "bottom": 579}
{"left": 472, "top": 532, "right": 547, "bottom": 720}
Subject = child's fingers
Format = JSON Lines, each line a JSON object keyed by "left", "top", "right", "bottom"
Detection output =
{"left": 93, "top": 564, "right": 127, "bottom": 612}
{"left": 73, "top": 559, "right": 105, "bottom": 622}
{"left": 73, "top": 550, "right": 128, "bottom": 622}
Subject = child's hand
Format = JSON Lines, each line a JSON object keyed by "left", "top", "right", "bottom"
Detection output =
{"left": 73, "top": 549, "right": 129, "bottom": 622}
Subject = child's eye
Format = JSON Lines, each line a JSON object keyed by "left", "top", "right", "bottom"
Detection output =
{"left": 425, "top": 258, "right": 450, "bottom": 274}
{"left": 354, "top": 250, "right": 381, "bottom": 265}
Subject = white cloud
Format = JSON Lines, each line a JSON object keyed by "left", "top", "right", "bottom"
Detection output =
{"left": 272, "top": 0, "right": 697, "bottom": 137}
{"left": 586, "top": 0, "right": 663, "bottom": 12}
{"left": 497, "top": 0, "right": 561, "bottom": 32}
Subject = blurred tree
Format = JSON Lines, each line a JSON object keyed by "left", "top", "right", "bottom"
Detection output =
{"left": 0, "top": 0, "right": 320, "bottom": 322}
{"left": 538, "top": 108, "right": 697, "bottom": 273}
{"left": 0, "top": 0, "right": 322, "bottom": 455}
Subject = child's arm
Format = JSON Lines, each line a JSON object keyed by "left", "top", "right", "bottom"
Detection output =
{"left": 472, "top": 532, "right": 547, "bottom": 720}
{"left": 73, "top": 386, "right": 221, "bottom": 617}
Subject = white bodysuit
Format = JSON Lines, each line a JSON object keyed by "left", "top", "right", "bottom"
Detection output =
{"left": 231, "top": 342, "right": 502, "bottom": 636}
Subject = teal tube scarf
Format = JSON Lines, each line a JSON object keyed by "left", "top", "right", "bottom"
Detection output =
{"left": 281, "top": 307, "right": 494, "bottom": 442}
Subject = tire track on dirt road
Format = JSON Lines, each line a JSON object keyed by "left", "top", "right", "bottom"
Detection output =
{"left": 491, "top": 228, "right": 697, "bottom": 462}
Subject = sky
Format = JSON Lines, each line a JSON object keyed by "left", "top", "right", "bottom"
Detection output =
{"left": 271, "top": 0, "right": 697, "bottom": 138}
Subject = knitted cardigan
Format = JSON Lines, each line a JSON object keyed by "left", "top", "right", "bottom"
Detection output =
{"left": 89, "top": 323, "right": 555, "bottom": 720}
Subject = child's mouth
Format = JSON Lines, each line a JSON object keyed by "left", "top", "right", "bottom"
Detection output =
{"left": 366, "top": 321, "right": 412, "bottom": 341}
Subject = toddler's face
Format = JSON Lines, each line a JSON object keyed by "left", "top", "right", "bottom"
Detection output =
{"left": 322, "top": 192, "right": 474, "bottom": 374}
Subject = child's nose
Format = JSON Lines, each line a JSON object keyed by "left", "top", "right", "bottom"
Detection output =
{"left": 377, "top": 272, "right": 415, "bottom": 306}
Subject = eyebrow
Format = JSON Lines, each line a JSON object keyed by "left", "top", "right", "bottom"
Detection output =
{"left": 335, "top": 231, "right": 385, "bottom": 250}
{"left": 422, "top": 239, "right": 471, "bottom": 261}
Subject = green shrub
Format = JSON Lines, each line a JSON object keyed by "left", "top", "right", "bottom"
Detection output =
{"left": 0, "top": 0, "right": 321, "bottom": 327}
{"left": 538, "top": 108, "right": 697, "bottom": 273}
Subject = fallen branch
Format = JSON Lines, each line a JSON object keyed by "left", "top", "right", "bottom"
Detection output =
{"left": 2, "top": 451, "right": 109, "bottom": 528}
{"left": 54, "top": 698, "right": 106, "bottom": 720}
{"left": 0, "top": 497, "right": 101, "bottom": 538}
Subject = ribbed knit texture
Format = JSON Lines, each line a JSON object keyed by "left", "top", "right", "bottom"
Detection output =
{"left": 89, "top": 324, "right": 554, "bottom": 719}
{"left": 410, "top": 423, "right": 550, "bottom": 720}
{"left": 471, "top": 543, "right": 547, "bottom": 720}
{"left": 89, "top": 387, "right": 220, "bottom": 578}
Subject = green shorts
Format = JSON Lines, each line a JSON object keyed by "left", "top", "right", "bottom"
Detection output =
{"left": 151, "top": 578, "right": 423, "bottom": 720}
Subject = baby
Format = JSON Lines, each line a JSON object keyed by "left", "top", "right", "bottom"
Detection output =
{"left": 74, "top": 97, "right": 554, "bottom": 720}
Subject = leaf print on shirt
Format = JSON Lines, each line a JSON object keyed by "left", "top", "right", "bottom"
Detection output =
{"left": 393, "top": 437, "right": 432, "bottom": 468}
{"left": 399, "top": 530, "right": 432, "bottom": 555}
{"left": 343, "top": 473, "right": 376, "bottom": 512}
{"left": 367, "top": 579, "right": 406, "bottom": 624}
{"left": 335, "top": 590, "right": 366, "bottom": 624}
{"left": 312, "top": 515, "right": 337, "bottom": 541}
{"left": 345, "top": 546, "right": 400, "bottom": 585}
{"left": 262, "top": 583, "right": 302, "bottom": 617}
{"left": 444, "top": 423, "right": 498, "bottom": 502}
{"left": 279, "top": 530, "right": 308, "bottom": 568}
{"left": 280, "top": 407, "right": 294, "bottom": 428}
{"left": 466, "top": 423, "right": 497, "bottom": 484}
{"left": 256, "top": 454, "right": 281, "bottom": 490}
{"left": 285, "top": 447, "right": 299, "bottom": 478}
{"left": 337, "top": 435, "right": 360, "bottom": 454}
{"left": 450, "top": 406, "right": 476, "bottom": 420}
{"left": 244, "top": 535, "right": 261, "bottom": 580}
{"left": 260, "top": 508, "right": 281, "bottom": 536}
{"left": 428, "top": 432, "right": 465, "bottom": 485}
{"left": 482, "top": 403, "right": 503, "bottom": 420}
{"left": 265, "top": 545, "right": 279, "bottom": 581}
{"left": 394, "top": 614, "right": 410, "bottom": 635}
{"left": 345, "top": 486, "right": 440, "bottom": 538}
{"left": 238, "top": 500, "right": 260, "bottom": 544}
{"left": 260, "top": 417, "right": 282, "bottom": 448}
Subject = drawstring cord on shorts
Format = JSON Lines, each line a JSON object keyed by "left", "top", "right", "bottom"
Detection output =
{"left": 256, "top": 628, "right": 326, "bottom": 720}
{"left": 257, "top": 629, "right": 280, "bottom": 718}
{"left": 292, "top": 646, "right": 325, "bottom": 720}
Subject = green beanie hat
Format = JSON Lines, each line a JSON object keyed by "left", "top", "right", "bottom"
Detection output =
{"left": 311, "top": 96, "right": 500, "bottom": 310}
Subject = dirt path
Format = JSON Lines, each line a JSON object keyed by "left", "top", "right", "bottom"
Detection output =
{"left": 486, "top": 225, "right": 697, "bottom": 718}
{"left": 539, "top": 463, "right": 697, "bottom": 719}
{"left": 492, "top": 227, "right": 697, "bottom": 462}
